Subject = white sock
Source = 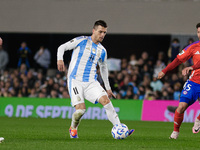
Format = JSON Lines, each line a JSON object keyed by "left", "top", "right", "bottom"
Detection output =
{"left": 71, "top": 109, "right": 86, "bottom": 129}
{"left": 104, "top": 102, "right": 121, "bottom": 125}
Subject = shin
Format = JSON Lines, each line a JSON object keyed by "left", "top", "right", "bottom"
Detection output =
{"left": 71, "top": 109, "right": 86, "bottom": 129}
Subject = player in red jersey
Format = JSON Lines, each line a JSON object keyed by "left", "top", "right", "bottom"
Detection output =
{"left": 158, "top": 23, "right": 200, "bottom": 139}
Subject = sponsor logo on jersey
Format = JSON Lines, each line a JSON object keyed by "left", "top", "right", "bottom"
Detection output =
{"left": 179, "top": 50, "right": 185, "bottom": 55}
{"left": 183, "top": 90, "right": 188, "bottom": 95}
{"left": 92, "top": 48, "right": 96, "bottom": 53}
{"left": 195, "top": 51, "right": 200, "bottom": 54}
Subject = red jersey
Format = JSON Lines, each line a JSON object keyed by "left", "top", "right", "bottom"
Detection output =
{"left": 177, "top": 41, "right": 200, "bottom": 84}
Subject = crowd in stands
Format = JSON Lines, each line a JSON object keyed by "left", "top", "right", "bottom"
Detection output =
{"left": 0, "top": 38, "right": 194, "bottom": 100}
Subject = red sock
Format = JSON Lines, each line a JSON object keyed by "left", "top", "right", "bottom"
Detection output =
{"left": 197, "top": 114, "right": 200, "bottom": 120}
{"left": 174, "top": 110, "right": 184, "bottom": 132}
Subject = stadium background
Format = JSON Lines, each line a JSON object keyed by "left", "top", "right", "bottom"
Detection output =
{"left": 0, "top": 0, "right": 199, "bottom": 68}
{"left": 0, "top": 0, "right": 200, "bottom": 122}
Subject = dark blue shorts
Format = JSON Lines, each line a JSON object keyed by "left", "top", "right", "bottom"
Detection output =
{"left": 180, "top": 80, "right": 200, "bottom": 106}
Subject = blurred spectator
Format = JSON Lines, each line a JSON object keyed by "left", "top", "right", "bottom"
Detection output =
{"left": 169, "top": 73, "right": 180, "bottom": 86}
{"left": 124, "top": 85, "right": 134, "bottom": 99}
{"left": 27, "top": 70, "right": 36, "bottom": 89}
{"left": 34, "top": 45, "right": 51, "bottom": 75}
{"left": 46, "top": 78, "right": 54, "bottom": 95}
{"left": 29, "top": 88, "right": 37, "bottom": 98}
{"left": 161, "top": 90, "right": 170, "bottom": 100}
{"left": 121, "top": 58, "right": 128, "bottom": 70}
{"left": 48, "top": 89, "right": 58, "bottom": 98}
{"left": 19, "top": 64, "right": 28, "bottom": 76}
{"left": 141, "top": 51, "right": 149, "bottom": 64}
{"left": 173, "top": 82, "right": 181, "bottom": 100}
{"left": 0, "top": 37, "right": 9, "bottom": 72}
{"left": 144, "top": 86, "right": 155, "bottom": 100}
{"left": 150, "top": 75, "right": 163, "bottom": 92}
{"left": 166, "top": 85, "right": 174, "bottom": 100}
{"left": 140, "top": 74, "right": 151, "bottom": 89}
{"left": 153, "top": 60, "right": 166, "bottom": 77}
{"left": 141, "top": 64, "right": 152, "bottom": 80}
{"left": 183, "top": 38, "right": 194, "bottom": 65}
{"left": 183, "top": 38, "right": 194, "bottom": 49}
{"left": 61, "top": 90, "right": 70, "bottom": 98}
{"left": 36, "top": 72, "right": 46, "bottom": 85}
{"left": 168, "top": 38, "right": 180, "bottom": 62}
{"left": 54, "top": 71, "right": 63, "bottom": 84}
{"left": 38, "top": 92, "right": 46, "bottom": 98}
{"left": 129, "top": 54, "right": 138, "bottom": 66}
{"left": 108, "top": 71, "right": 119, "bottom": 94}
{"left": 17, "top": 42, "right": 31, "bottom": 69}
{"left": 136, "top": 85, "right": 145, "bottom": 100}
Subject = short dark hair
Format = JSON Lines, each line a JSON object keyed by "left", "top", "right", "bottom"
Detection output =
{"left": 172, "top": 38, "right": 179, "bottom": 43}
{"left": 93, "top": 20, "right": 107, "bottom": 29}
{"left": 196, "top": 23, "right": 200, "bottom": 29}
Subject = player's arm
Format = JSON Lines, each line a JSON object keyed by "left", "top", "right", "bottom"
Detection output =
{"left": 98, "top": 50, "right": 116, "bottom": 98}
{"left": 158, "top": 47, "right": 193, "bottom": 79}
{"left": 182, "top": 61, "right": 200, "bottom": 76}
{"left": 157, "top": 57, "right": 182, "bottom": 79}
{"left": 57, "top": 38, "right": 79, "bottom": 72}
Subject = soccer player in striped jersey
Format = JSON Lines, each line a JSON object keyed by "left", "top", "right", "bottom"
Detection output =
{"left": 57, "top": 20, "right": 134, "bottom": 138}
{"left": 158, "top": 23, "right": 200, "bottom": 139}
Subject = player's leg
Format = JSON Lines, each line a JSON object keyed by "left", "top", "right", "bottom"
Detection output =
{"left": 84, "top": 81, "right": 134, "bottom": 136}
{"left": 193, "top": 98, "right": 200, "bottom": 133}
{"left": 191, "top": 82, "right": 200, "bottom": 133}
{"left": 71, "top": 103, "right": 86, "bottom": 129}
{"left": 84, "top": 81, "right": 121, "bottom": 125}
{"left": 99, "top": 95, "right": 121, "bottom": 125}
{"left": 170, "top": 80, "right": 197, "bottom": 139}
{"left": 99, "top": 96, "right": 135, "bottom": 136}
{"left": 193, "top": 115, "right": 200, "bottom": 133}
{"left": 68, "top": 79, "right": 85, "bottom": 138}
{"left": 69, "top": 103, "right": 86, "bottom": 138}
{"left": 169, "top": 101, "right": 188, "bottom": 139}
{"left": 99, "top": 95, "right": 135, "bottom": 136}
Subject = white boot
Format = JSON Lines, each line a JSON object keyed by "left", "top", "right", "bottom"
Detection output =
{"left": 169, "top": 131, "right": 179, "bottom": 139}
{"left": 192, "top": 118, "right": 200, "bottom": 134}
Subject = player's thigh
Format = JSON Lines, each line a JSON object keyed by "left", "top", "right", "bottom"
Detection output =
{"left": 84, "top": 81, "right": 107, "bottom": 104}
{"left": 68, "top": 78, "right": 84, "bottom": 107}
{"left": 180, "top": 80, "right": 199, "bottom": 106}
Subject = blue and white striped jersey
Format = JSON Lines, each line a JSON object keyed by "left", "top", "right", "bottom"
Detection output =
{"left": 57, "top": 36, "right": 111, "bottom": 90}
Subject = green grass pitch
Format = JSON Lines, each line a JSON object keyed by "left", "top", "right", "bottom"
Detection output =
{"left": 0, "top": 117, "right": 200, "bottom": 150}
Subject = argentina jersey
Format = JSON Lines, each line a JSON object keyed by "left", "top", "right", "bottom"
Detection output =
{"left": 57, "top": 36, "right": 107, "bottom": 82}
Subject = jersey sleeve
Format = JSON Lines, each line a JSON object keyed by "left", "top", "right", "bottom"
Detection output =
{"left": 98, "top": 49, "right": 111, "bottom": 90}
{"left": 177, "top": 47, "right": 193, "bottom": 63}
{"left": 57, "top": 36, "right": 85, "bottom": 60}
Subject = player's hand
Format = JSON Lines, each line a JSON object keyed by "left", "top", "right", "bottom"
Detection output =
{"left": 0, "top": 37, "right": 3, "bottom": 46}
{"left": 157, "top": 71, "right": 165, "bottom": 79}
{"left": 57, "top": 60, "right": 65, "bottom": 72}
{"left": 182, "top": 67, "right": 193, "bottom": 76}
{"left": 107, "top": 90, "right": 116, "bottom": 99}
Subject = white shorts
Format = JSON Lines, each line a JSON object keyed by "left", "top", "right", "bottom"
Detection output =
{"left": 68, "top": 78, "right": 107, "bottom": 107}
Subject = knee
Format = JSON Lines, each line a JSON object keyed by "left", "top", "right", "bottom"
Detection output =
{"left": 99, "top": 96, "right": 110, "bottom": 106}
{"left": 177, "top": 105, "right": 187, "bottom": 114}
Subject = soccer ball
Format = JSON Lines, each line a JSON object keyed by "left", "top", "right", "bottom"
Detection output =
{"left": 111, "top": 123, "right": 129, "bottom": 139}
